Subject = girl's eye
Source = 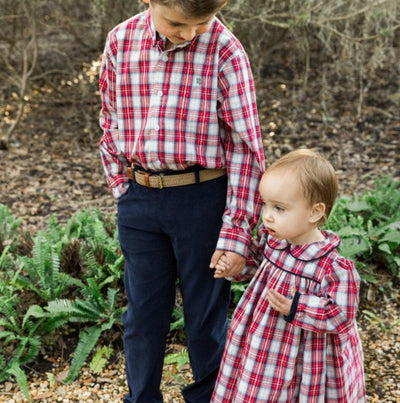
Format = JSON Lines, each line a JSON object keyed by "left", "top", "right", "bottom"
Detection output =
{"left": 275, "top": 206, "right": 284, "bottom": 212}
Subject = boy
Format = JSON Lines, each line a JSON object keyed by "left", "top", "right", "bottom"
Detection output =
{"left": 99, "top": 0, "right": 265, "bottom": 401}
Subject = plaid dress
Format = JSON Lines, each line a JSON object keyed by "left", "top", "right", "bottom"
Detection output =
{"left": 212, "top": 230, "right": 366, "bottom": 402}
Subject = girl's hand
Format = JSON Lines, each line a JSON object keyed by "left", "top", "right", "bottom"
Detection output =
{"left": 266, "top": 288, "right": 293, "bottom": 316}
{"left": 210, "top": 250, "right": 245, "bottom": 278}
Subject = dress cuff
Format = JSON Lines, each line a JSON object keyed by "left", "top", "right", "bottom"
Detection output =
{"left": 284, "top": 291, "right": 301, "bottom": 323}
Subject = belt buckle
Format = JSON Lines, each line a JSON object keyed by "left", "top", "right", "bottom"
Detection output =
{"left": 144, "top": 172, "right": 164, "bottom": 189}
{"left": 157, "top": 173, "right": 164, "bottom": 189}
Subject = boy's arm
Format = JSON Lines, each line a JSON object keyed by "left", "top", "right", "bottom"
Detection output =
{"left": 283, "top": 258, "right": 360, "bottom": 334}
{"left": 99, "top": 32, "right": 130, "bottom": 199}
{"left": 216, "top": 50, "right": 265, "bottom": 259}
{"left": 212, "top": 224, "right": 266, "bottom": 281}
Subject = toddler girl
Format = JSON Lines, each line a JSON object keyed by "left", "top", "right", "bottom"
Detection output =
{"left": 212, "top": 148, "right": 366, "bottom": 402}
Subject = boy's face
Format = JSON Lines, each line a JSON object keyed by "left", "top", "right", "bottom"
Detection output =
{"left": 259, "top": 169, "right": 323, "bottom": 245}
{"left": 144, "top": 0, "right": 215, "bottom": 48}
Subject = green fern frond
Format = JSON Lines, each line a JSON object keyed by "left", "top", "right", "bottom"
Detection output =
{"left": 80, "top": 278, "right": 104, "bottom": 307}
{"left": 47, "top": 299, "right": 76, "bottom": 315}
{"left": 90, "top": 346, "right": 113, "bottom": 374}
{"left": 0, "top": 331, "right": 17, "bottom": 344}
{"left": 74, "top": 298, "right": 104, "bottom": 320}
{"left": 7, "top": 362, "right": 31, "bottom": 401}
{"left": 0, "top": 352, "right": 6, "bottom": 372}
{"left": 22, "top": 305, "right": 46, "bottom": 328}
{"left": 19, "top": 336, "right": 41, "bottom": 365}
{"left": 64, "top": 325, "right": 102, "bottom": 384}
{"left": 39, "top": 315, "right": 69, "bottom": 333}
{"left": 47, "top": 299, "right": 99, "bottom": 323}
{"left": 106, "top": 288, "right": 118, "bottom": 312}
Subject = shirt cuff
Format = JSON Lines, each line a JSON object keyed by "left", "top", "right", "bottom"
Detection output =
{"left": 111, "top": 182, "right": 129, "bottom": 199}
{"left": 216, "top": 227, "right": 251, "bottom": 257}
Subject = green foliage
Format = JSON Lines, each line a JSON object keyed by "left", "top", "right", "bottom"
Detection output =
{"left": 0, "top": 204, "right": 22, "bottom": 254}
{"left": 0, "top": 276, "right": 47, "bottom": 401}
{"left": 362, "top": 310, "right": 400, "bottom": 332}
{"left": 164, "top": 349, "right": 190, "bottom": 371}
{"left": 170, "top": 305, "right": 185, "bottom": 333}
{"left": 0, "top": 176, "right": 399, "bottom": 394}
{"left": 231, "top": 282, "right": 248, "bottom": 305}
{"left": 17, "top": 233, "right": 83, "bottom": 301}
{"left": 65, "top": 209, "right": 124, "bottom": 286}
{"left": 0, "top": 207, "right": 125, "bottom": 397}
{"left": 46, "top": 281, "right": 125, "bottom": 383}
{"left": 90, "top": 345, "right": 113, "bottom": 374}
{"left": 326, "top": 176, "right": 400, "bottom": 279}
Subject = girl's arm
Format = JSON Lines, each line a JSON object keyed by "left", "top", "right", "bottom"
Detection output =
{"left": 271, "top": 257, "right": 360, "bottom": 334}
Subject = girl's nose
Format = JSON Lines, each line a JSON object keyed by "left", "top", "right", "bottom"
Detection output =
{"left": 262, "top": 208, "right": 273, "bottom": 223}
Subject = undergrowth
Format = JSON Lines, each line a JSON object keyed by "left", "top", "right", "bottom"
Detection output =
{"left": 0, "top": 175, "right": 399, "bottom": 400}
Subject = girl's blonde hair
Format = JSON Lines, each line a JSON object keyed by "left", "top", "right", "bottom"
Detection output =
{"left": 267, "top": 148, "right": 338, "bottom": 226}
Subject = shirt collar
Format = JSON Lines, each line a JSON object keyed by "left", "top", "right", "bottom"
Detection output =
{"left": 265, "top": 230, "right": 341, "bottom": 261}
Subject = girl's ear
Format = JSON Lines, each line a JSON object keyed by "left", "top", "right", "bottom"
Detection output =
{"left": 142, "top": 0, "right": 150, "bottom": 4}
{"left": 309, "top": 202, "right": 326, "bottom": 224}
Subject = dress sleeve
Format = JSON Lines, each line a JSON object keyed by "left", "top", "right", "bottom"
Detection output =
{"left": 216, "top": 50, "right": 265, "bottom": 257}
{"left": 99, "top": 31, "right": 130, "bottom": 199}
{"left": 285, "top": 257, "right": 361, "bottom": 334}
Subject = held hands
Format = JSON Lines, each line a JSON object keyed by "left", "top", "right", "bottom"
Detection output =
{"left": 210, "top": 250, "right": 246, "bottom": 279}
{"left": 210, "top": 251, "right": 293, "bottom": 316}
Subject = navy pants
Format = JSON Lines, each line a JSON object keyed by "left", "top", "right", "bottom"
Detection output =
{"left": 117, "top": 173, "right": 231, "bottom": 403}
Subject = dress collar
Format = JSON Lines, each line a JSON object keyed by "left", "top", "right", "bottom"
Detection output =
{"left": 265, "top": 230, "right": 340, "bottom": 262}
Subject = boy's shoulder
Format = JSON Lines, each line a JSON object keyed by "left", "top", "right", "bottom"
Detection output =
{"left": 201, "top": 18, "right": 247, "bottom": 60}
{"left": 108, "top": 10, "right": 148, "bottom": 40}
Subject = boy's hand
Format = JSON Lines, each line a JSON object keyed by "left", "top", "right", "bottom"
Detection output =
{"left": 266, "top": 288, "right": 293, "bottom": 316}
{"left": 210, "top": 250, "right": 245, "bottom": 278}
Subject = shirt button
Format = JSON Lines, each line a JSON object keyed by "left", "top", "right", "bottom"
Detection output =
{"left": 154, "top": 124, "right": 160, "bottom": 131}
{"left": 162, "top": 55, "right": 168, "bottom": 62}
{"left": 156, "top": 160, "right": 162, "bottom": 167}
{"left": 157, "top": 90, "right": 163, "bottom": 97}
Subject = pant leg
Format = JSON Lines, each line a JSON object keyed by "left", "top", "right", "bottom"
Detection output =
{"left": 118, "top": 181, "right": 177, "bottom": 403}
{"left": 161, "top": 176, "right": 231, "bottom": 403}
{"left": 118, "top": 175, "right": 231, "bottom": 403}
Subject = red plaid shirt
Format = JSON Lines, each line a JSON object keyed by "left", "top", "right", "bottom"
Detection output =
{"left": 99, "top": 10, "right": 265, "bottom": 255}
{"left": 212, "top": 230, "right": 366, "bottom": 402}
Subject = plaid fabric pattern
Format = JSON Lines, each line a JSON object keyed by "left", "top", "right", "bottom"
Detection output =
{"left": 212, "top": 230, "right": 366, "bottom": 402}
{"left": 99, "top": 11, "right": 265, "bottom": 256}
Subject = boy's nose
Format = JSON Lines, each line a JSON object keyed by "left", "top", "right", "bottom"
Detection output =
{"left": 181, "top": 27, "right": 196, "bottom": 41}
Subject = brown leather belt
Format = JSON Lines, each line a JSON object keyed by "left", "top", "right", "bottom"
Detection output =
{"left": 127, "top": 166, "right": 226, "bottom": 189}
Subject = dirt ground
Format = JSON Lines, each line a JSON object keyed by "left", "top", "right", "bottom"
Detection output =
{"left": 0, "top": 52, "right": 400, "bottom": 402}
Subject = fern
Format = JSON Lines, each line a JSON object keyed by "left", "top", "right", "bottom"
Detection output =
{"left": 17, "top": 235, "right": 82, "bottom": 301}
{"left": 63, "top": 326, "right": 103, "bottom": 384}
{"left": 0, "top": 205, "right": 22, "bottom": 254}
{"left": 7, "top": 362, "right": 31, "bottom": 402}
{"left": 90, "top": 345, "right": 113, "bottom": 374}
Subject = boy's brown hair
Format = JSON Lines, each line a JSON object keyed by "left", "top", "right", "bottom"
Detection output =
{"left": 267, "top": 148, "right": 338, "bottom": 226}
{"left": 149, "top": 0, "right": 228, "bottom": 17}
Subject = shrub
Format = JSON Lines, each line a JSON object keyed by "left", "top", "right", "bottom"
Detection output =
{"left": 326, "top": 175, "right": 400, "bottom": 279}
